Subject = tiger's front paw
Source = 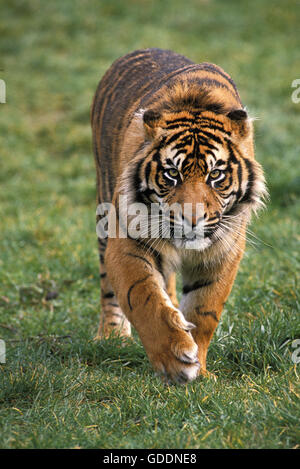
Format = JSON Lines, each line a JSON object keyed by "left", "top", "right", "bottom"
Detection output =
{"left": 141, "top": 308, "right": 200, "bottom": 384}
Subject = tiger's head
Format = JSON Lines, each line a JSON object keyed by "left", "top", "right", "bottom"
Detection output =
{"left": 126, "top": 104, "right": 267, "bottom": 252}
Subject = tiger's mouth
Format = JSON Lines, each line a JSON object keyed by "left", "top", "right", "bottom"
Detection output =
{"left": 172, "top": 234, "right": 214, "bottom": 251}
{"left": 169, "top": 221, "right": 220, "bottom": 251}
{"left": 176, "top": 226, "right": 217, "bottom": 241}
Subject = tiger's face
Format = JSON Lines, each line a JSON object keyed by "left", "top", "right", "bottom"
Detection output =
{"left": 132, "top": 108, "right": 266, "bottom": 251}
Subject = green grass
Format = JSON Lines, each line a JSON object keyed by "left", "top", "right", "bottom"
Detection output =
{"left": 0, "top": 0, "right": 299, "bottom": 449}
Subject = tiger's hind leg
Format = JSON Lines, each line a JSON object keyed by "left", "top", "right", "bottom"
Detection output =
{"left": 94, "top": 238, "right": 131, "bottom": 340}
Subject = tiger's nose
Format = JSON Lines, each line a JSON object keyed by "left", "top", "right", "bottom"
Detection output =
{"left": 185, "top": 213, "right": 205, "bottom": 229}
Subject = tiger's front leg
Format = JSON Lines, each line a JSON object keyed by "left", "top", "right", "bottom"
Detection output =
{"left": 105, "top": 237, "right": 200, "bottom": 383}
{"left": 180, "top": 251, "right": 244, "bottom": 376}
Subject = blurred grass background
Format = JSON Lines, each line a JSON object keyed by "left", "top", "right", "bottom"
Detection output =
{"left": 0, "top": 0, "right": 299, "bottom": 449}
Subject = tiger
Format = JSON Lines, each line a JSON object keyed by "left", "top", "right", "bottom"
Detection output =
{"left": 91, "top": 48, "right": 267, "bottom": 383}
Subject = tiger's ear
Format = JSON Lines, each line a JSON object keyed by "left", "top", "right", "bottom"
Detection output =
{"left": 227, "top": 109, "right": 251, "bottom": 138}
{"left": 142, "top": 109, "right": 163, "bottom": 138}
{"left": 227, "top": 109, "right": 248, "bottom": 121}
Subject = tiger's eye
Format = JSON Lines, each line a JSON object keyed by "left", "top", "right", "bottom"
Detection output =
{"left": 168, "top": 168, "right": 179, "bottom": 178}
{"left": 210, "top": 169, "right": 221, "bottom": 179}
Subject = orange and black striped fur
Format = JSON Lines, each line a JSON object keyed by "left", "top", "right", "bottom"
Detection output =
{"left": 91, "top": 48, "right": 266, "bottom": 383}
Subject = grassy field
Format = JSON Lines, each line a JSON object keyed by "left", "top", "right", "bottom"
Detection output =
{"left": 0, "top": 0, "right": 299, "bottom": 449}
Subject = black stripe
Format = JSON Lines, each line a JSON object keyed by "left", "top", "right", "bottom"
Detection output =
{"left": 226, "top": 139, "right": 238, "bottom": 163}
{"left": 162, "top": 130, "right": 189, "bottom": 147}
{"left": 172, "top": 140, "right": 191, "bottom": 151}
{"left": 166, "top": 115, "right": 231, "bottom": 137}
{"left": 96, "top": 51, "right": 153, "bottom": 123}
{"left": 197, "top": 117, "right": 232, "bottom": 134}
{"left": 98, "top": 238, "right": 107, "bottom": 247}
{"left": 156, "top": 63, "right": 199, "bottom": 90}
{"left": 197, "top": 129, "right": 223, "bottom": 145}
{"left": 103, "top": 291, "right": 114, "bottom": 299}
{"left": 145, "top": 161, "right": 152, "bottom": 185}
{"left": 133, "top": 158, "right": 144, "bottom": 194}
{"left": 144, "top": 293, "right": 152, "bottom": 306}
{"left": 183, "top": 279, "right": 213, "bottom": 295}
{"left": 236, "top": 160, "right": 243, "bottom": 201}
{"left": 127, "top": 275, "right": 151, "bottom": 310}
{"left": 165, "top": 121, "right": 193, "bottom": 130}
{"left": 195, "top": 63, "right": 240, "bottom": 97}
{"left": 197, "top": 136, "right": 218, "bottom": 152}
{"left": 193, "top": 78, "right": 236, "bottom": 96}
{"left": 165, "top": 116, "right": 194, "bottom": 126}
{"left": 127, "top": 236, "right": 164, "bottom": 277}
{"left": 199, "top": 123, "right": 232, "bottom": 137}
{"left": 125, "top": 252, "right": 153, "bottom": 269}
{"left": 195, "top": 309, "right": 218, "bottom": 322}
{"left": 139, "top": 187, "right": 161, "bottom": 203}
{"left": 228, "top": 142, "right": 243, "bottom": 200}
{"left": 152, "top": 149, "right": 162, "bottom": 163}
{"left": 214, "top": 158, "right": 227, "bottom": 166}
{"left": 218, "top": 172, "right": 233, "bottom": 193}
{"left": 224, "top": 204, "right": 240, "bottom": 218}
{"left": 239, "top": 158, "right": 255, "bottom": 204}
{"left": 140, "top": 63, "right": 197, "bottom": 109}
